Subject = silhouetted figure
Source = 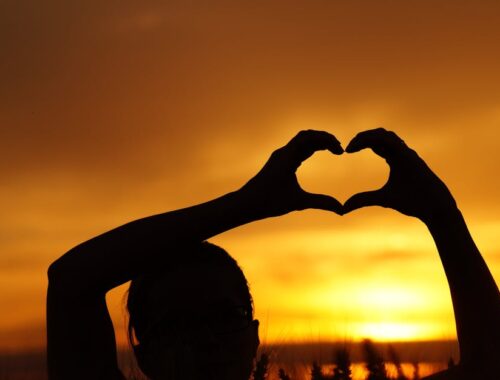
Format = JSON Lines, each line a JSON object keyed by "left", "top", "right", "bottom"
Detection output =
{"left": 47, "top": 129, "right": 500, "bottom": 380}
{"left": 47, "top": 130, "right": 343, "bottom": 380}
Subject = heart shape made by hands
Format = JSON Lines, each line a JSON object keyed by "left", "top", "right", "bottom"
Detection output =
{"left": 297, "top": 149, "right": 389, "bottom": 204}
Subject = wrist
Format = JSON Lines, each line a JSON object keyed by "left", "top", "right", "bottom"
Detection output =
{"left": 419, "top": 190, "right": 458, "bottom": 224}
{"left": 421, "top": 202, "right": 464, "bottom": 234}
{"left": 231, "top": 186, "right": 279, "bottom": 221}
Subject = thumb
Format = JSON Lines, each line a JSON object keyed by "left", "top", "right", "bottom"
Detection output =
{"left": 343, "top": 189, "right": 386, "bottom": 214}
{"left": 301, "top": 192, "right": 344, "bottom": 215}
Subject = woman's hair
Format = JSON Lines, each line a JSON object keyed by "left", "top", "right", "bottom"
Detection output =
{"left": 126, "top": 241, "right": 253, "bottom": 375}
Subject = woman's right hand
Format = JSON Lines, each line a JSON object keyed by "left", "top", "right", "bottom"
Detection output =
{"left": 343, "top": 128, "right": 457, "bottom": 223}
{"left": 240, "top": 130, "right": 344, "bottom": 218}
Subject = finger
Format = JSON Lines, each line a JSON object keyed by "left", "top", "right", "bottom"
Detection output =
{"left": 343, "top": 189, "right": 386, "bottom": 214}
{"left": 345, "top": 128, "right": 407, "bottom": 161}
{"left": 286, "top": 130, "right": 343, "bottom": 169}
{"left": 301, "top": 192, "right": 344, "bottom": 215}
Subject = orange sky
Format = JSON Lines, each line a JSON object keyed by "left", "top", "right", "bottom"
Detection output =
{"left": 1, "top": 0, "right": 500, "bottom": 350}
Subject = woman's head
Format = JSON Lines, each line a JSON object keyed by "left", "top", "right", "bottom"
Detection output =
{"left": 127, "top": 242, "right": 259, "bottom": 380}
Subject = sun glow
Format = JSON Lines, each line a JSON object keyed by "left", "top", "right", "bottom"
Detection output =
{"left": 352, "top": 322, "right": 438, "bottom": 341}
{"left": 2, "top": 0, "right": 500, "bottom": 355}
{"left": 250, "top": 311, "right": 455, "bottom": 343}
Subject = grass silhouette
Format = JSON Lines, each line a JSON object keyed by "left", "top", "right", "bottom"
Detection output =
{"left": 260, "top": 340, "right": 432, "bottom": 380}
{"left": 0, "top": 341, "right": 456, "bottom": 380}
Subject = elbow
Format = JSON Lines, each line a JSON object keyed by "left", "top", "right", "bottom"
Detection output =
{"left": 48, "top": 248, "right": 103, "bottom": 296}
{"left": 47, "top": 259, "right": 61, "bottom": 282}
{"left": 47, "top": 257, "right": 69, "bottom": 292}
{"left": 47, "top": 253, "right": 71, "bottom": 282}
{"left": 47, "top": 252, "right": 79, "bottom": 291}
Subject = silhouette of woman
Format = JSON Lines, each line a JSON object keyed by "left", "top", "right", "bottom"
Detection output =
{"left": 47, "top": 130, "right": 343, "bottom": 380}
{"left": 47, "top": 129, "right": 499, "bottom": 379}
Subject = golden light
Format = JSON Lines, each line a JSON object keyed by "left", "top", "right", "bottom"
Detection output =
{"left": 2, "top": 0, "right": 500, "bottom": 355}
{"left": 351, "top": 322, "right": 444, "bottom": 342}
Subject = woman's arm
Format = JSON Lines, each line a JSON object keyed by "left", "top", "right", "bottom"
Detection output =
{"left": 46, "top": 130, "right": 343, "bottom": 380}
{"left": 343, "top": 128, "right": 500, "bottom": 378}
{"left": 424, "top": 208, "right": 500, "bottom": 376}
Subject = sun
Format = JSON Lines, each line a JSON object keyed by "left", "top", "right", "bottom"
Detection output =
{"left": 353, "top": 322, "right": 428, "bottom": 341}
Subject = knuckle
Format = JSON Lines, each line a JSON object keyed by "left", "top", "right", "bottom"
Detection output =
{"left": 270, "top": 147, "right": 285, "bottom": 159}
{"left": 387, "top": 130, "right": 400, "bottom": 140}
{"left": 288, "top": 130, "right": 308, "bottom": 145}
{"left": 352, "top": 131, "right": 363, "bottom": 141}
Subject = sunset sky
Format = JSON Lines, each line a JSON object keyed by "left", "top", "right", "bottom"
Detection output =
{"left": 1, "top": 0, "right": 500, "bottom": 351}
